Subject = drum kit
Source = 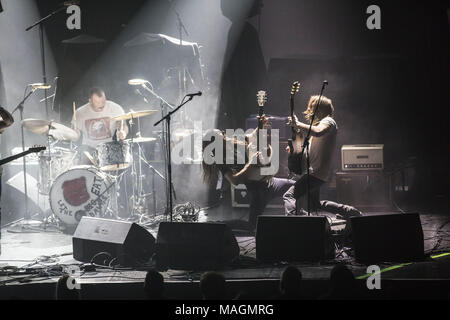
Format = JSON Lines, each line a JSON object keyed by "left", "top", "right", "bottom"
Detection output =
{"left": 21, "top": 109, "right": 165, "bottom": 230}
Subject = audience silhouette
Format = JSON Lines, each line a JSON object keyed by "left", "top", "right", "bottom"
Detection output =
{"left": 200, "top": 271, "right": 227, "bottom": 300}
{"left": 144, "top": 269, "right": 166, "bottom": 300}
{"left": 320, "top": 264, "right": 359, "bottom": 300}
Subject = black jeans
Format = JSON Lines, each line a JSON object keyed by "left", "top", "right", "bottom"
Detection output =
{"left": 245, "top": 177, "right": 296, "bottom": 228}
{"left": 283, "top": 174, "right": 362, "bottom": 217}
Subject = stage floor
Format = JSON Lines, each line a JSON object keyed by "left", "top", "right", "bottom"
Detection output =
{"left": 0, "top": 207, "right": 449, "bottom": 299}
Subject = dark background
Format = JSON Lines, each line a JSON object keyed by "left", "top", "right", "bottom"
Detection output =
{"left": 2, "top": 0, "right": 449, "bottom": 210}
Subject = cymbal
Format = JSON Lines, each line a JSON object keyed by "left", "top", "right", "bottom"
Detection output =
{"left": 112, "top": 110, "right": 157, "bottom": 121}
{"left": 22, "top": 119, "right": 78, "bottom": 141}
{"left": 125, "top": 137, "right": 157, "bottom": 143}
{"left": 173, "top": 129, "right": 194, "bottom": 138}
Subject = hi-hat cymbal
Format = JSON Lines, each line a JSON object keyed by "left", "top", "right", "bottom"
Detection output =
{"left": 125, "top": 136, "right": 157, "bottom": 143}
{"left": 112, "top": 110, "right": 157, "bottom": 121}
{"left": 174, "top": 129, "right": 194, "bottom": 138}
{"left": 22, "top": 119, "right": 78, "bottom": 141}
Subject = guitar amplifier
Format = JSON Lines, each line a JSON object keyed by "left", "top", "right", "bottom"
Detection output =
{"left": 336, "top": 171, "right": 391, "bottom": 211}
{"left": 341, "top": 144, "right": 384, "bottom": 171}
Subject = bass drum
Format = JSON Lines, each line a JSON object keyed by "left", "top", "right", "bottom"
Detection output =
{"left": 50, "top": 166, "right": 114, "bottom": 226}
{"left": 38, "top": 148, "right": 78, "bottom": 194}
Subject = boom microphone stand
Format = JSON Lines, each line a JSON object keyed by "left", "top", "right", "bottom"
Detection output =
{"left": 300, "top": 80, "right": 328, "bottom": 216}
{"left": 141, "top": 82, "right": 176, "bottom": 217}
{"left": 129, "top": 80, "right": 177, "bottom": 217}
{"left": 25, "top": 3, "right": 69, "bottom": 119}
{"left": 154, "top": 94, "right": 198, "bottom": 222}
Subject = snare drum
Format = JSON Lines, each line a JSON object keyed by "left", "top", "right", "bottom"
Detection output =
{"left": 38, "top": 148, "right": 77, "bottom": 194}
{"left": 50, "top": 166, "right": 114, "bottom": 226}
{"left": 96, "top": 141, "right": 131, "bottom": 171}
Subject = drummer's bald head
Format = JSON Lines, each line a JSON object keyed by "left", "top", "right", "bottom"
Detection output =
{"left": 89, "top": 87, "right": 106, "bottom": 112}
{"left": 89, "top": 87, "right": 105, "bottom": 98}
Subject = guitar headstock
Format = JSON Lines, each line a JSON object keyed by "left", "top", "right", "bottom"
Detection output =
{"left": 290, "top": 81, "right": 301, "bottom": 97}
{"left": 29, "top": 145, "right": 46, "bottom": 153}
{"left": 256, "top": 90, "right": 267, "bottom": 107}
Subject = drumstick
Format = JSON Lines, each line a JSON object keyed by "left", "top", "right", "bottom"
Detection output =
{"left": 73, "top": 102, "right": 77, "bottom": 130}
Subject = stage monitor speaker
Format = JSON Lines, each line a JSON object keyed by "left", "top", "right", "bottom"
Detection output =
{"left": 350, "top": 213, "right": 424, "bottom": 263}
{"left": 156, "top": 222, "right": 239, "bottom": 270}
{"left": 73, "top": 217, "right": 155, "bottom": 266}
{"left": 256, "top": 216, "right": 334, "bottom": 262}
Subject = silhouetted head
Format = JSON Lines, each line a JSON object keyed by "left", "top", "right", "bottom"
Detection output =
{"left": 330, "top": 264, "right": 355, "bottom": 291}
{"left": 200, "top": 271, "right": 226, "bottom": 300}
{"left": 55, "top": 275, "right": 80, "bottom": 300}
{"left": 144, "top": 269, "right": 164, "bottom": 299}
{"left": 280, "top": 266, "right": 302, "bottom": 296}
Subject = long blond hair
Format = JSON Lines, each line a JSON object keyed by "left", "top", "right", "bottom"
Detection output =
{"left": 303, "top": 95, "right": 334, "bottom": 125}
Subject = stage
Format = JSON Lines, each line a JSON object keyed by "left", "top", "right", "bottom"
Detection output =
{"left": 0, "top": 207, "right": 449, "bottom": 300}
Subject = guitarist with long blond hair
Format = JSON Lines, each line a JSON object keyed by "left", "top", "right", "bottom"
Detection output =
{"left": 284, "top": 95, "right": 362, "bottom": 218}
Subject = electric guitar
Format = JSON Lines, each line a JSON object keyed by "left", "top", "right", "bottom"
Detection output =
{"left": 256, "top": 90, "right": 267, "bottom": 158}
{"left": 246, "top": 91, "right": 273, "bottom": 181}
{"left": 0, "top": 146, "right": 46, "bottom": 166}
{"left": 287, "top": 81, "right": 304, "bottom": 174}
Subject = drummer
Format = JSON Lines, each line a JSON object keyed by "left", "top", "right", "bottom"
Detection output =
{"left": 72, "top": 87, "right": 129, "bottom": 161}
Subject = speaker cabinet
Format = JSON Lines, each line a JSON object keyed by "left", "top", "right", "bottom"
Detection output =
{"left": 73, "top": 217, "right": 155, "bottom": 266}
{"left": 336, "top": 171, "right": 391, "bottom": 210}
{"left": 350, "top": 213, "right": 424, "bottom": 263}
{"left": 256, "top": 216, "right": 334, "bottom": 262}
{"left": 156, "top": 222, "right": 239, "bottom": 270}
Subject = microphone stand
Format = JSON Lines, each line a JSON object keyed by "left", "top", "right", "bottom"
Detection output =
{"left": 154, "top": 95, "right": 196, "bottom": 222}
{"left": 25, "top": 5, "right": 66, "bottom": 119}
{"left": 139, "top": 84, "right": 176, "bottom": 218}
{"left": 9, "top": 87, "right": 39, "bottom": 232}
{"left": 300, "top": 81, "right": 328, "bottom": 216}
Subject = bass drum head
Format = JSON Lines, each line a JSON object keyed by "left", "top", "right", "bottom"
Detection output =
{"left": 50, "top": 165, "right": 113, "bottom": 226}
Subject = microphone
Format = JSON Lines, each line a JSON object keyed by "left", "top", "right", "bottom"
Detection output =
{"left": 128, "top": 79, "right": 148, "bottom": 86}
{"left": 186, "top": 91, "right": 202, "bottom": 98}
{"left": 29, "top": 83, "right": 51, "bottom": 90}
{"left": 323, "top": 80, "right": 328, "bottom": 86}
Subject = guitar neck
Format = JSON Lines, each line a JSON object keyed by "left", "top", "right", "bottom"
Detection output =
{"left": 290, "top": 96, "right": 297, "bottom": 138}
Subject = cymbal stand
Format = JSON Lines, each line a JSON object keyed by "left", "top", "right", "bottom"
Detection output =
{"left": 40, "top": 130, "right": 63, "bottom": 231}
{"left": 133, "top": 143, "right": 166, "bottom": 219}
{"left": 106, "top": 169, "right": 127, "bottom": 220}
{"left": 8, "top": 86, "right": 41, "bottom": 233}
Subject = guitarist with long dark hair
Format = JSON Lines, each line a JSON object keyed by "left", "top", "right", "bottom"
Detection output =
{"left": 284, "top": 95, "right": 362, "bottom": 218}
{"left": 0, "top": 105, "right": 14, "bottom": 133}
{"left": 202, "top": 92, "right": 295, "bottom": 230}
